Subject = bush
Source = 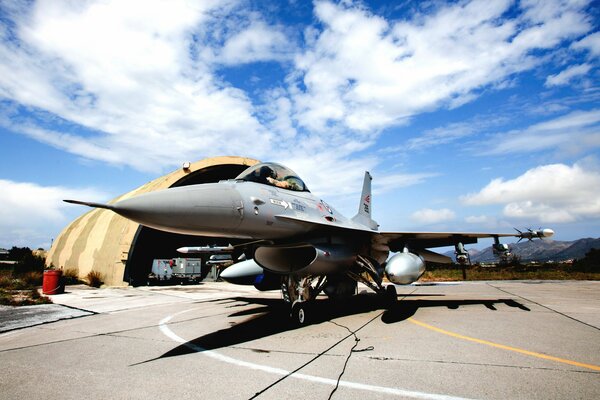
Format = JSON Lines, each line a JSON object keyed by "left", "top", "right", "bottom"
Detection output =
{"left": 86, "top": 270, "right": 103, "bottom": 288}
{"left": 0, "top": 271, "right": 12, "bottom": 288}
{"left": 8, "top": 247, "right": 32, "bottom": 261}
{"left": 572, "top": 248, "right": 600, "bottom": 273}
{"left": 21, "top": 271, "right": 43, "bottom": 286}
{"left": 62, "top": 268, "right": 81, "bottom": 285}
{"left": 0, "top": 279, "right": 52, "bottom": 306}
{"left": 8, "top": 247, "right": 46, "bottom": 274}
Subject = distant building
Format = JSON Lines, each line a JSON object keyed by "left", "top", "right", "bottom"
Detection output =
{"left": 0, "top": 248, "right": 9, "bottom": 260}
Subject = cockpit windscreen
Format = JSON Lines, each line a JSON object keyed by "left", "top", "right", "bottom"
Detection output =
{"left": 235, "top": 163, "right": 309, "bottom": 192}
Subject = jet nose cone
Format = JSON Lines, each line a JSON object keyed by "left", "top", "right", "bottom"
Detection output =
{"left": 111, "top": 183, "right": 243, "bottom": 236}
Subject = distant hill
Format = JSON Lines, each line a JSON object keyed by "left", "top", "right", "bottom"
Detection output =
{"left": 443, "top": 238, "right": 600, "bottom": 263}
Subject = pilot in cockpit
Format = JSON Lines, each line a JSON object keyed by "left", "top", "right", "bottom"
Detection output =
{"left": 243, "top": 164, "right": 303, "bottom": 191}
{"left": 267, "top": 176, "right": 298, "bottom": 190}
{"left": 254, "top": 166, "right": 276, "bottom": 184}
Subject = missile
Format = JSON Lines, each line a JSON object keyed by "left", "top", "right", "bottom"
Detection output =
{"left": 177, "top": 245, "right": 234, "bottom": 254}
{"left": 516, "top": 228, "right": 554, "bottom": 241}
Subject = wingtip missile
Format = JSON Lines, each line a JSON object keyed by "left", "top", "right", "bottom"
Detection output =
{"left": 515, "top": 228, "right": 554, "bottom": 241}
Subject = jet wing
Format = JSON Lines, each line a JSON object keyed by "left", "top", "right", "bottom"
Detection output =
{"left": 374, "top": 231, "right": 548, "bottom": 252}
{"left": 274, "top": 214, "right": 375, "bottom": 234}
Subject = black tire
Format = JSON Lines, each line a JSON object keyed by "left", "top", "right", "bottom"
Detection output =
{"left": 385, "top": 284, "right": 397, "bottom": 306}
{"left": 291, "top": 301, "right": 309, "bottom": 326}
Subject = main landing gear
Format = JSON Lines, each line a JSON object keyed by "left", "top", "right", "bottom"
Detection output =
{"left": 349, "top": 255, "right": 397, "bottom": 306}
{"left": 282, "top": 275, "right": 326, "bottom": 326}
{"left": 281, "top": 255, "right": 398, "bottom": 326}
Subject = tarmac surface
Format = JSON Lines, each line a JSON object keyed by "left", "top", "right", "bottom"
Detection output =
{"left": 0, "top": 280, "right": 599, "bottom": 400}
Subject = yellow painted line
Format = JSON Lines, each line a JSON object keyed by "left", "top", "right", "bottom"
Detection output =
{"left": 408, "top": 317, "right": 600, "bottom": 372}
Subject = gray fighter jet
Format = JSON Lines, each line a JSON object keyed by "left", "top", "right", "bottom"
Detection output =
{"left": 65, "top": 162, "right": 553, "bottom": 324}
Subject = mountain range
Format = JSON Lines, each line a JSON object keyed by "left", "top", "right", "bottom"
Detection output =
{"left": 443, "top": 237, "right": 600, "bottom": 263}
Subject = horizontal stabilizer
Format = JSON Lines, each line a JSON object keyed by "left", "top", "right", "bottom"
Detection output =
{"left": 63, "top": 199, "right": 114, "bottom": 210}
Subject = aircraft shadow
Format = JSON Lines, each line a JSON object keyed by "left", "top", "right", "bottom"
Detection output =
{"left": 148, "top": 294, "right": 529, "bottom": 363}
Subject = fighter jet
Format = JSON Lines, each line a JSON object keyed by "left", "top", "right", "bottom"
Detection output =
{"left": 65, "top": 162, "right": 553, "bottom": 324}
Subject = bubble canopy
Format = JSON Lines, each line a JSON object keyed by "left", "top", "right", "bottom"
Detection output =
{"left": 234, "top": 162, "right": 309, "bottom": 192}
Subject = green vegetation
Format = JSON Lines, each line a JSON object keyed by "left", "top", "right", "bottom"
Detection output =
{"left": 572, "top": 248, "right": 600, "bottom": 273}
{"left": 421, "top": 267, "right": 600, "bottom": 281}
{"left": 0, "top": 271, "right": 52, "bottom": 306}
{"left": 0, "top": 247, "right": 52, "bottom": 306}
{"left": 62, "top": 268, "right": 83, "bottom": 285}
{"left": 421, "top": 251, "right": 600, "bottom": 281}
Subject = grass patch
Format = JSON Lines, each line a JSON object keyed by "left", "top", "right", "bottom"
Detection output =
{"left": 421, "top": 264, "right": 600, "bottom": 282}
{"left": 62, "top": 268, "right": 82, "bottom": 285}
{"left": 86, "top": 270, "right": 103, "bottom": 288}
{"left": 0, "top": 271, "right": 52, "bottom": 306}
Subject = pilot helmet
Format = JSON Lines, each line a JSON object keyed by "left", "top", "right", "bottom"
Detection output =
{"left": 258, "top": 166, "right": 276, "bottom": 179}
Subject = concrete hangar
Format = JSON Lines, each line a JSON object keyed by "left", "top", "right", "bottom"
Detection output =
{"left": 46, "top": 156, "right": 260, "bottom": 286}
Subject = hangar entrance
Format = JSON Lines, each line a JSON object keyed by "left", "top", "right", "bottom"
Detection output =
{"left": 124, "top": 164, "right": 250, "bottom": 285}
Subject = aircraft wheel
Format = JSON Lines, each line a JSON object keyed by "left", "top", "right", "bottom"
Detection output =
{"left": 385, "top": 284, "right": 397, "bottom": 305}
{"left": 291, "top": 301, "right": 309, "bottom": 326}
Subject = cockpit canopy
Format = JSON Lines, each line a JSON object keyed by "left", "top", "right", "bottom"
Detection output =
{"left": 235, "top": 162, "right": 309, "bottom": 192}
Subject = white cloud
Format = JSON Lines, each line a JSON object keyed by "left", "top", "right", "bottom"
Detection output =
{"left": 374, "top": 172, "right": 438, "bottom": 194}
{"left": 462, "top": 162, "right": 600, "bottom": 223}
{"left": 218, "top": 19, "right": 291, "bottom": 64}
{"left": 532, "top": 108, "right": 600, "bottom": 130}
{"left": 0, "top": 0, "right": 596, "bottom": 202}
{"left": 545, "top": 63, "right": 592, "bottom": 87}
{"left": 411, "top": 208, "right": 456, "bottom": 224}
{"left": 0, "top": 179, "right": 109, "bottom": 249}
{"left": 289, "top": 0, "right": 592, "bottom": 132}
{"left": 480, "top": 108, "right": 600, "bottom": 156}
{"left": 405, "top": 122, "right": 478, "bottom": 151}
{"left": 0, "top": 0, "right": 428, "bottom": 199}
{"left": 465, "top": 215, "right": 493, "bottom": 224}
{"left": 0, "top": 0, "right": 271, "bottom": 173}
{"left": 394, "top": 115, "right": 512, "bottom": 153}
{"left": 502, "top": 201, "right": 576, "bottom": 223}
{"left": 572, "top": 32, "right": 600, "bottom": 57}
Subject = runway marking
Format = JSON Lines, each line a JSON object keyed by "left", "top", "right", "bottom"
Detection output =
{"left": 159, "top": 309, "right": 476, "bottom": 400}
{"left": 408, "top": 318, "right": 600, "bottom": 372}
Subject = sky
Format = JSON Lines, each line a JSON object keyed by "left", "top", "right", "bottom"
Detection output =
{"left": 0, "top": 0, "right": 599, "bottom": 250}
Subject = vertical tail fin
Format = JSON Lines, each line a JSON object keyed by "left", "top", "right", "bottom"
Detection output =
{"left": 352, "top": 171, "right": 379, "bottom": 230}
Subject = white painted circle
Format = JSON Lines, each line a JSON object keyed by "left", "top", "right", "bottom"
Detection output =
{"left": 158, "top": 308, "right": 475, "bottom": 400}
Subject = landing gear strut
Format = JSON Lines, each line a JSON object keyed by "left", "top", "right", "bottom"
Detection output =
{"left": 282, "top": 275, "right": 326, "bottom": 325}
{"left": 348, "top": 255, "right": 396, "bottom": 306}
{"left": 455, "top": 242, "right": 470, "bottom": 280}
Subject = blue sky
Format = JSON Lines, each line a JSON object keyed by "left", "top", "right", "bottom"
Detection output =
{"left": 0, "top": 0, "right": 599, "bottom": 250}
